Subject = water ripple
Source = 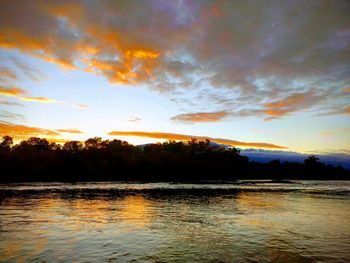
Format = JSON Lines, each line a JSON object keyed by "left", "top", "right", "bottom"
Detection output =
{"left": 0, "top": 181, "right": 350, "bottom": 262}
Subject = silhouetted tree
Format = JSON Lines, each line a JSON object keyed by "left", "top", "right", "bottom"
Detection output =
{"left": 63, "top": 141, "right": 83, "bottom": 153}
{"left": 0, "top": 135, "right": 348, "bottom": 182}
{"left": 304, "top": 156, "right": 320, "bottom": 165}
{"left": 49, "top": 142, "right": 61, "bottom": 151}
{"left": 230, "top": 147, "right": 240, "bottom": 155}
{"left": 84, "top": 137, "right": 103, "bottom": 149}
{"left": 18, "top": 137, "right": 50, "bottom": 151}
{"left": 163, "top": 140, "right": 187, "bottom": 153}
{"left": 1, "top": 136, "right": 13, "bottom": 149}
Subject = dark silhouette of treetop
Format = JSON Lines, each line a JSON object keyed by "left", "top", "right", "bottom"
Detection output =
{"left": 1, "top": 136, "right": 13, "bottom": 149}
{"left": 0, "top": 135, "right": 348, "bottom": 182}
{"left": 63, "top": 141, "right": 83, "bottom": 153}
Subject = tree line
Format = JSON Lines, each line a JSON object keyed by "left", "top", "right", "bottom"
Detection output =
{"left": 0, "top": 136, "right": 348, "bottom": 182}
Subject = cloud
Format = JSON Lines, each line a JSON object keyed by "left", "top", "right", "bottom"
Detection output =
{"left": 318, "top": 105, "right": 350, "bottom": 116}
{"left": 19, "top": 96, "right": 58, "bottom": 103}
{"left": 263, "top": 93, "right": 307, "bottom": 116}
{"left": 0, "top": 110, "right": 25, "bottom": 121}
{"left": 0, "top": 0, "right": 349, "bottom": 119}
{"left": 0, "top": 1, "right": 79, "bottom": 69}
{"left": 55, "top": 129, "right": 84, "bottom": 134}
{"left": 0, "top": 86, "right": 26, "bottom": 97}
{"left": 0, "top": 86, "right": 58, "bottom": 105}
{"left": 108, "top": 131, "right": 287, "bottom": 149}
{"left": 127, "top": 116, "right": 141, "bottom": 123}
{"left": 171, "top": 111, "right": 231, "bottom": 123}
{"left": 259, "top": 91, "right": 327, "bottom": 120}
{"left": 170, "top": 90, "right": 337, "bottom": 123}
{"left": 74, "top": 103, "right": 88, "bottom": 109}
{"left": 0, "top": 100, "right": 24, "bottom": 107}
{"left": 10, "top": 56, "right": 46, "bottom": 81}
{"left": 0, "top": 66, "right": 18, "bottom": 83}
{"left": 0, "top": 121, "right": 59, "bottom": 138}
{"left": 0, "top": 86, "right": 58, "bottom": 104}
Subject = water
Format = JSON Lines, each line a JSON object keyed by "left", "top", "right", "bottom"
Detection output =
{"left": 0, "top": 181, "right": 350, "bottom": 262}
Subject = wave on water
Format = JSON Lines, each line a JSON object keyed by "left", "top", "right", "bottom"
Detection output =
{"left": 1, "top": 181, "right": 350, "bottom": 198}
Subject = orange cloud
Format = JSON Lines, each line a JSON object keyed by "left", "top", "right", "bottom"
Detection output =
{"left": 0, "top": 122, "right": 59, "bottom": 139}
{"left": 1, "top": 30, "right": 78, "bottom": 71}
{"left": 0, "top": 86, "right": 26, "bottom": 97}
{"left": 84, "top": 46, "right": 160, "bottom": 84}
{"left": 55, "top": 129, "right": 84, "bottom": 134}
{"left": 20, "top": 97, "right": 58, "bottom": 103}
{"left": 74, "top": 103, "right": 88, "bottom": 109}
{"left": 0, "top": 2, "right": 78, "bottom": 70}
{"left": 1, "top": 1, "right": 161, "bottom": 83}
{"left": 0, "top": 87, "right": 58, "bottom": 104}
{"left": 84, "top": 59, "right": 134, "bottom": 84}
{"left": 108, "top": 131, "right": 287, "bottom": 149}
{"left": 126, "top": 50, "right": 160, "bottom": 59}
{"left": 263, "top": 93, "right": 306, "bottom": 117}
{"left": 38, "top": 55, "right": 77, "bottom": 70}
{"left": 344, "top": 106, "right": 350, "bottom": 114}
{"left": 171, "top": 111, "right": 231, "bottom": 123}
{"left": 0, "top": 29, "right": 46, "bottom": 50}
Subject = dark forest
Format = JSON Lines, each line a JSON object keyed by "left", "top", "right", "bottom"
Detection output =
{"left": 0, "top": 136, "right": 348, "bottom": 182}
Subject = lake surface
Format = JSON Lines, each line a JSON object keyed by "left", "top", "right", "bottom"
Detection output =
{"left": 1, "top": 181, "right": 350, "bottom": 262}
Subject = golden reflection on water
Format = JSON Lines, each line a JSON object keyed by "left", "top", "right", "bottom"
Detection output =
{"left": 1, "top": 184, "right": 350, "bottom": 262}
{"left": 1, "top": 243, "right": 22, "bottom": 263}
{"left": 118, "top": 195, "right": 153, "bottom": 227}
{"left": 0, "top": 227, "right": 48, "bottom": 263}
{"left": 29, "top": 194, "right": 154, "bottom": 230}
{"left": 67, "top": 195, "right": 153, "bottom": 229}
{"left": 0, "top": 194, "right": 155, "bottom": 262}
{"left": 236, "top": 191, "right": 285, "bottom": 209}
{"left": 235, "top": 192, "right": 286, "bottom": 228}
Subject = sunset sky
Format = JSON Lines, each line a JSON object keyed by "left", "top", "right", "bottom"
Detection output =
{"left": 0, "top": 0, "right": 349, "bottom": 153}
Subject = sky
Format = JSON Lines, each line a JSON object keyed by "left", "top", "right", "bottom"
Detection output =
{"left": 0, "top": 0, "right": 349, "bottom": 154}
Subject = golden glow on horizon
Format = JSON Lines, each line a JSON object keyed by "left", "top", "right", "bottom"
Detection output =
{"left": 0, "top": 122, "right": 287, "bottom": 150}
{"left": 108, "top": 131, "right": 287, "bottom": 149}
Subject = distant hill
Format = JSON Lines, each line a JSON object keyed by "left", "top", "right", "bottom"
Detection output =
{"left": 138, "top": 142, "right": 350, "bottom": 169}
{"left": 239, "top": 149, "right": 350, "bottom": 170}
